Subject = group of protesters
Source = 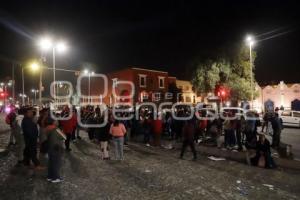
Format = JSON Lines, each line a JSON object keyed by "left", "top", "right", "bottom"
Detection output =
{"left": 5, "top": 104, "right": 284, "bottom": 183}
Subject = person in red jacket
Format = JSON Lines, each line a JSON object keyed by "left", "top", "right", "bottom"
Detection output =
{"left": 60, "top": 110, "right": 76, "bottom": 151}
{"left": 152, "top": 117, "right": 163, "bottom": 146}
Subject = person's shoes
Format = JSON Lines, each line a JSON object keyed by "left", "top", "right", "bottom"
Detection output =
{"left": 146, "top": 143, "right": 150, "bottom": 147}
{"left": 77, "top": 136, "right": 82, "bottom": 140}
{"left": 192, "top": 157, "right": 197, "bottom": 161}
{"left": 47, "top": 178, "right": 53, "bottom": 182}
{"left": 51, "top": 178, "right": 63, "bottom": 183}
{"left": 66, "top": 148, "right": 72, "bottom": 152}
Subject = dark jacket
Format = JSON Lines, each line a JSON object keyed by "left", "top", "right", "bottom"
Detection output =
{"left": 182, "top": 122, "right": 195, "bottom": 141}
{"left": 22, "top": 116, "right": 38, "bottom": 140}
{"left": 47, "top": 125, "right": 64, "bottom": 153}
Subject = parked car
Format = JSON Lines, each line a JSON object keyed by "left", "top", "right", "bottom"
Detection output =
{"left": 280, "top": 110, "right": 300, "bottom": 127}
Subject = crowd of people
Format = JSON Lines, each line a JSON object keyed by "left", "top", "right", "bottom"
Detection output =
{"left": 5, "top": 105, "right": 284, "bottom": 184}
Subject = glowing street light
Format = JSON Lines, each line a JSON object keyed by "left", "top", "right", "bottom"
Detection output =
{"left": 39, "top": 37, "right": 53, "bottom": 51}
{"left": 245, "top": 35, "right": 255, "bottom": 109}
{"left": 30, "top": 62, "right": 40, "bottom": 71}
{"left": 37, "top": 36, "right": 69, "bottom": 106}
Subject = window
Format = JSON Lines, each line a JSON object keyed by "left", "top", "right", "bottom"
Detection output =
{"left": 293, "top": 112, "right": 300, "bottom": 118}
{"left": 153, "top": 93, "right": 161, "bottom": 101}
{"left": 281, "top": 111, "right": 291, "bottom": 117}
{"left": 158, "top": 77, "right": 165, "bottom": 88}
{"left": 139, "top": 74, "right": 147, "bottom": 87}
{"left": 185, "top": 86, "right": 189, "bottom": 91}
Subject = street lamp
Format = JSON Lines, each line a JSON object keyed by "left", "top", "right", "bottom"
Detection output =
{"left": 83, "top": 69, "right": 95, "bottom": 104}
{"left": 31, "top": 89, "right": 39, "bottom": 104}
{"left": 38, "top": 36, "right": 68, "bottom": 105}
{"left": 21, "top": 62, "right": 40, "bottom": 105}
{"left": 246, "top": 35, "right": 255, "bottom": 109}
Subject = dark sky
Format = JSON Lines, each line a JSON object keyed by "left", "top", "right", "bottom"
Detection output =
{"left": 0, "top": 0, "right": 299, "bottom": 94}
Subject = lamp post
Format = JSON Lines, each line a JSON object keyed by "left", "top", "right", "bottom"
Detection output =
{"left": 31, "top": 89, "right": 39, "bottom": 104}
{"left": 38, "top": 37, "right": 67, "bottom": 105}
{"left": 246, "top": 35, "right": 255, "bottom": 109}
{"left": 84, "top": 70, "right": 95, "bottom": 104}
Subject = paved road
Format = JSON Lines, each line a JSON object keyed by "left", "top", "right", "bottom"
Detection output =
{"left": 1, "top": 136, "right": 300, "bottom": 199}
{"left": 281, "top": 128, "right": 300, "bottom": 160}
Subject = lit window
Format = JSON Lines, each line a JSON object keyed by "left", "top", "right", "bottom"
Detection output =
{"left": 139, "top": 74, "right": 147, "bottom": 87}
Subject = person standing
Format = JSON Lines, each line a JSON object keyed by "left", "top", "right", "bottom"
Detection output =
{"left": 60, "top": 110, "right": 75, "bottom": 151}
{"left": 6, "top": 110, "right": 17, "bottom": 145}
{"left": 271, "top": 113, "right": 283, "bottom": 148}
{"left": 152, "top": 117, "right": 163, "bottom": 146}
{"left": 21, "top": 108, "right": 43, "bottom": 169}
{"left": 46, "top": 118, "right": 66, "bottom": 183}
{"left": 11, "top": 109, "right": 24, "bottom": 165}
{"left": 180, "top": 120, "right": 197, "bottom": 160}
{"left": 98, "top": 118, "right": 111, "bottom": 160}
{"left": 109, "top": 120, "right": 126, "bottom": 160}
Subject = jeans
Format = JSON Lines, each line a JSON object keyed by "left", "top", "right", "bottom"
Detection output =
{"left": 48, "top": 149, "right": 63, "bottom": 179}
{"left": 65, "top": 134, "right": 72, "bottom": 150}
{"left": 23, "top": 137, "right": 40, "bottom": 166}
{"left": 113, "top": 137, "right": 124, "bottom": 160}
{"left": 15, "top": 131, "right": 24, "bottom": 161}
{"left": 9, "top": 128, "right": 16, "bottom": 144}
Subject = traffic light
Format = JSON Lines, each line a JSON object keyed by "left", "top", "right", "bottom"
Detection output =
{"left": 0, "top": 92, "right": 8, "bottom": 97}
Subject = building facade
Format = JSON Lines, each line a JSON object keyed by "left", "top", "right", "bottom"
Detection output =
{"left": 175, "top": 80, "right": 197, "bottom": 103}
{"left": 254, "top": 81, "right": 300, "bottom": 111}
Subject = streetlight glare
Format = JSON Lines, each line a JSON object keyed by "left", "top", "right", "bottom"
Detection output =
{"left": 30, "top": 62, "right": 40, "bottom": 71}
{"left": 84, "top": 69, "right": 89, "bottom": 75}
{"left": 56, "top": 42, "right": 67, "bottom": 53}
{"left": 39, "top": 37, "right": 53, "bottom": 51}
{"left": 246, "top": 35, "right": 255, "bottom": 46}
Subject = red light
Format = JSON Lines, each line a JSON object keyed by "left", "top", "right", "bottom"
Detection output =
{"left": 0, "top": 93, "right": 4, "bottom": 97}
{"left": 221, "top": 90, "right": 225, "bottom": 96}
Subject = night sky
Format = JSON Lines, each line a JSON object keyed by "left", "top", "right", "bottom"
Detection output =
{"left": 0, "top": 0, "right": 299, "bottom": 94}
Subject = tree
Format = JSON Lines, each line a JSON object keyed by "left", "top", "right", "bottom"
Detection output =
{"left": 192, "top": 44, "right": 259, "bottom": 102}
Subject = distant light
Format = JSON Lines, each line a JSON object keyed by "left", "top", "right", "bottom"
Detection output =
{"left": 5, "top": 106, "right": 11, "bottom": 114}
{"left": 31, "top": 89, "right": 35, "bottom": 93}
{"left": 56, "top": 42, "right": 67, "bottom": 53}
{"left": 7, "top": 82, "right": 12, "bottom": 86}
{"left": 0, "top": 83, "right": 4, "bottom": 86}
{"left": 91, "top": 71, "right": 95, "bottom": 75}
{"left": 84, "top": 69, "right": 89, "bottom": 75}
{"left": 30, "top": 62, "right": 40, "bottom": 71}
{"left": 39, "top": 37, "right": 53, "bottom": 51}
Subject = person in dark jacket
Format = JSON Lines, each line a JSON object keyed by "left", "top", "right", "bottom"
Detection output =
{"left": 251, "top": 134, "right": 276, "bottom": 169}
{"left": 271, "top": 113, "right": 283, "bottom": 148}
{"left": 46, "top": 118, "right": 66, "bottom": 183}
{"left": 180, "top": 120, "right": 197, "bottom": 160}
{"left": 98, "top": 118, "right": 111, "bottom": 160}
{"left": 21, "top": 108, "right": 42, "bottom": 169}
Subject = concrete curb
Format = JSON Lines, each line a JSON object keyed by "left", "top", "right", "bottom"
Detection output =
{"left": 196, "top": 145, "right": 300, "bottom": 171}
